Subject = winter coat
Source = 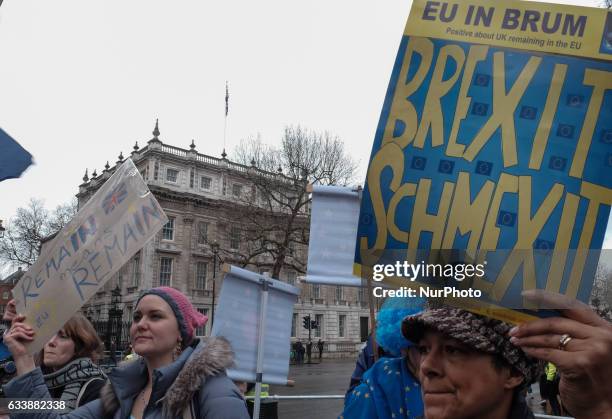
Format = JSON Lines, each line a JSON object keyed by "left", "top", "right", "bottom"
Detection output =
{"left": 341, "top": 357, "right": 423, "bottom": 419}
{"left": 345, "top": 334, "right": 392, "bottom": 397}
{"left": 3, "top": 336, "right": 249, "bottom": 419}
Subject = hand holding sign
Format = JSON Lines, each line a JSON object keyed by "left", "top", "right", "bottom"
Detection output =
{"left": 509, "top": 290, "right": 612, "bottom": 419}
{"left": 12, "top": 159, "right": 167, "bottom": 354}
{"left": 2, "top": 315, "right": 36, "bottom": 376}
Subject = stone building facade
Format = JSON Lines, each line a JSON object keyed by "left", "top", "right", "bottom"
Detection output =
{"left": 76, "top": 121, "right": 370, "bottom": 353}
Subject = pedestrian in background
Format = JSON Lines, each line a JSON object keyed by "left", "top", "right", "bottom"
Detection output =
{"left": 306, "top": 340, "right": 312, "bottom": 364}
{"left": 317, "top": 339, "right": 324, "bottom": 360}
{"left": 295, "top": 341, "right": 304, "bottom": 364}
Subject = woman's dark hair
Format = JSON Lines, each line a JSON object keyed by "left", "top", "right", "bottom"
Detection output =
{"left": 39, "top": 313, "right": 104, "bottom": 367}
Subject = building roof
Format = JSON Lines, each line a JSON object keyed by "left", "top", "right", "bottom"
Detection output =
{"left": 2, "top": 266, "right": 24, "bottom": 285}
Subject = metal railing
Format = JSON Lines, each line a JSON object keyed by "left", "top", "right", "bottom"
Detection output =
{"left": 243, "top": 395, "right": 573, "bottom": 418}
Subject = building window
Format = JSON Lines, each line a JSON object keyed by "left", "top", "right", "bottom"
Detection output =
{"left": 312, "top": 284, "right": 320, "bottom": 299}
{"left": 159, "top": 257, "right": 173, "bottom": 286}
{"left": 189, "top": 168, "right": 194, "bottom": 188}
{"left": 200, "top": 176, "right": 212, "bottom": 190}
{"left": 2, "top": 291, "right": 9, "bottom": 300}
{"left": 230, "top": 226, "right": 240, "bottom": 250}
{"left": 335, "top": 286, "right": 343, "bottom": 301}
{"left": 139, "top": 167, "right": 148, "bottom": 181}
{"left": 195, "top": 262, "right": 208, "bottom": 289}
{"left": 197, "top": 222, "right": 208, "bottom": 245}
{"left": 0, "top": 305, "right": 4, "bottom": 315}
{"left": 154, "top": 160, "right": 159, "bottom": 181}
{"left": 357, "top": 287, "right": 364, "bottom": 303}
{"left": 162, "top": 217, "right": 175, "bottom": 241}
{"left": 196, "top": 308, "right": 209, "bottom": 336}
{"left": 315, "top": 314, "right": 323, "bottom": 338}
{"left": 338, "top": 315, "right": 346, "bottom": 338}
{"left": 291, "top": 313, "right": 297, "bottom": 337}
{"left": 232, "top": 184, "right": 242, "bottom": 197}
{"left": 131, "top": 255, "right": 140, "bottom": 287}
{"left": 286, "top": 271, "right": 296, "bottom": 286}
{"left": 166, "top": 168, "right": 179, "bottom": 183}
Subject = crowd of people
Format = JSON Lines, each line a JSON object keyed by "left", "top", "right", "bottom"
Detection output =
{"left": 0, "top": 281, "right": 610, "bottom": 419}
{"left": 1, "top": 287, "right": 250, "bottom": 418}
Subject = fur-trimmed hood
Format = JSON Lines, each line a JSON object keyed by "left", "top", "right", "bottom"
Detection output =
{"left": 101, "top": 336, "right": 235, "bottom": 418}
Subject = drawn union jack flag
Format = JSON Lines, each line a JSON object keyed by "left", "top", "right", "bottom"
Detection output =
{"left": 102, "top": 182, "right": 128, "bottom": 214}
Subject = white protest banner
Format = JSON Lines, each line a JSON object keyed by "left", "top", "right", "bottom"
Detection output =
{"left": 212, "top": 265, "right": 299, "bottom": 385}
{"left": 13, "top": 158, "right": 168, "bottom": 353}
{"left": 304, "top": 185, "right": 362, "bottom": 287}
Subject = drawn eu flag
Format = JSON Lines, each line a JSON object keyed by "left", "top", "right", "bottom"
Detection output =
{"left": 0, "top": 127, "right": 32, "bottom": 182}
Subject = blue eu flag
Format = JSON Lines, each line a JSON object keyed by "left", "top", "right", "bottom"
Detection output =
{"left": 0, "top": 127, "right": 32, "bottom": 182}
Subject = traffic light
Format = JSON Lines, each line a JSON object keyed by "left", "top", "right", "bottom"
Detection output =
{"left": 302, "top": 315, "right": 311, "bottom": 330}
{"left": 310, "top": 320, "right": 318, "bottom": 329}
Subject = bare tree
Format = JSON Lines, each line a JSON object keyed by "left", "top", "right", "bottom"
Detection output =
{"left": 0, "top": 198, "right": 78, "bottom": 269}
{"left": 227, "top": 126, "right": 358, "bottom": 278}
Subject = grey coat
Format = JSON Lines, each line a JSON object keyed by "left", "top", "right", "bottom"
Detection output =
{"left": 3, "top": 336, "right": 249, "bottom": 419}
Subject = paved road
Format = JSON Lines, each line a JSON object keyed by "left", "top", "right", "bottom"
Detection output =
{"left": 268, "top": 358, "right": 355, "bottom": 419}
{"left": 266, "top": 358, "right": 548, "bottom": 419}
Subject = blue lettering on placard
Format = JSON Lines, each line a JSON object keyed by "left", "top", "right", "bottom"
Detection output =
{"left": 133, "top": 211, "right": 145, "bottom": 236}
{"left": 20, "top": 276, "right": 39, "bottom": 308}
{"left": 501, "top": 9, "right": 587, "bottom": 37}
{"left": 102, "top": 233, "right": 125, "bottom": 269}
{"left": 70, "top": 266, "right": 98, "bottom": 302}
{"left": 123, "top": 223, "right": 138, "bottom": 252}
{"left": 142, "top": 197, "right": 164, "bottom": 229}
{"left": 34, "top": 272, "right": 45, "bottom": 288}
{"left": 87, "top": 251, "right": 108, "bottom": 283}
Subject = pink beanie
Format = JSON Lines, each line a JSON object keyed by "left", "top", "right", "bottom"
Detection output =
{"left": 136, "top": 286, "right": 208, "bottom": 345}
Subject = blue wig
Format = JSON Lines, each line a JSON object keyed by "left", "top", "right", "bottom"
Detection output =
{"left": 375, "top": 296, "right": 425, "bottom": 356}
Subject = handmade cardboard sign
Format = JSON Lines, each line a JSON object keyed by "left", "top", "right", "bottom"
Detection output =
{"left": 13, "top": 159, "right": 167, "bottom": 353}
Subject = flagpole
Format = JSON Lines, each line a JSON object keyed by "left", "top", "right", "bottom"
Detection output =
{"left": 223, "top": 81, "right": 228, "bottom": 157}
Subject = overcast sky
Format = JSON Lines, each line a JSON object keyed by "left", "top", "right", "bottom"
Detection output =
{"left": 0, "top": 0, "right": 610, "bottom": 253}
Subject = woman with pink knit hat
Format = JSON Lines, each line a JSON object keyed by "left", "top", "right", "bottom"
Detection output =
{"left": 3, "top": 286, "right": 250, "bottom": 419}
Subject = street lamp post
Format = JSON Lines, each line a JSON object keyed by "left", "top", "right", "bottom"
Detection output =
{"left": 210, "top": 241, "right": 220, "bottom": 328}
{"left": 107, "top": 285, "right": 123, "bottom": 360}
